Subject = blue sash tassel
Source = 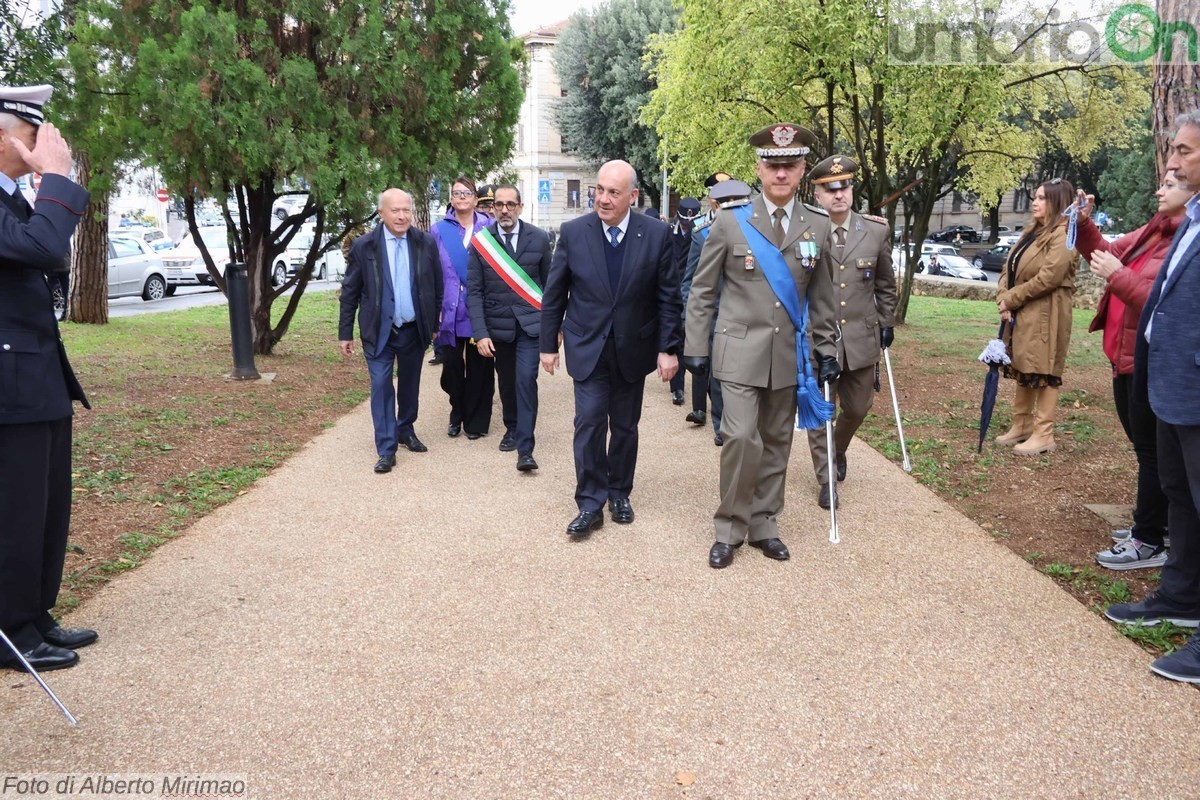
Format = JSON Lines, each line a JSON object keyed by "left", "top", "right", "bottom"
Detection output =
{"left": 730, "top": 206, "right": 834, "bottom": 429}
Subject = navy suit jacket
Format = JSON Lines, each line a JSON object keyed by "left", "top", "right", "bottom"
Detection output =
{"left": 0, "top": 173, "right": 89, "bottom": 424}
{"left": 466, "top": 219, "right": 552, "bottom": 343}
{"left": 1134, "top": 213, "right": 1200, "bottom": 426}
{"left": 539, "top": 211, "right": 681, "bottom": 383}
{"left": 339, "top": 224, "right": 443, "bottom": 359}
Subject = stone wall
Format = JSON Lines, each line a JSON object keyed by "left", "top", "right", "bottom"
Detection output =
{"left": 910, "top": 257, "right": 1102, "bottom": 310}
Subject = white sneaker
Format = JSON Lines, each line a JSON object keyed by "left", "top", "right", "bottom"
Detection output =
{"left": 1111, "top": 528, "right": 1170, "bottom": 548}
{"left": 1096, "top": 539, "right": 1168, "bottom": 571}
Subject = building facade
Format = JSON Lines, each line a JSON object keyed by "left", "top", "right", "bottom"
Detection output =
{"left": 506, "top": 22, "right": 594, "bottom": 235}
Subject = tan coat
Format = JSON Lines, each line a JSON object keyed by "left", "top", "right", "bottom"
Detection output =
{"left": 827, "top": 212, "right": 897, "bottom": 371}
{"left": 997, "top": 222, "right": 1077, "bottom": 378}
{"left": 684, "top": 195, "right": 838, "bottom": 388}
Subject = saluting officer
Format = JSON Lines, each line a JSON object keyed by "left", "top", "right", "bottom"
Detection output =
{"left": 0, "top": 85, "right": 96, "bottom": 672}
{"left": 805, "top": 155, "right": 897, "bottom": 509}
{"left": 684, "top": 124, "right": 839, "bottom": 569}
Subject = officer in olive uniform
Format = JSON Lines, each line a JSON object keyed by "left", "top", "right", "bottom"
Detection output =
{"left": 805, "top": 155, "right": 897, "bottom": 509}
{"left": 684, "top": 124, "right": 839, "bottom": 569}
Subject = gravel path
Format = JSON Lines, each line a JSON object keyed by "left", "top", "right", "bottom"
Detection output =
{"left": 3, "top": 365, "right": 1198, "bottom": 798}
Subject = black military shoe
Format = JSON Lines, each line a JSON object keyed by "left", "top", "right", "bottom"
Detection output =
{"left": 4, "top": 643, "right": 78, "bottom": 672}
{"left": 43, "top": 626, "right": 98, "bottom": 650}
{"left": 686, "top": 409, "right": 706, "bottom": 425}
{"left": 818, "top": 484, "right": 839, "bottom": 509}
{"left": 836, "top": 452, "right": 847, "bottom": 482}
{"left": 516, "top": 453, "right": 538, "bottom": 472}
{"left": 608, "top": 498, "right": 634, "bottom": 524}
{"left": 749, "top": 538, "right": 790, "bottom": 560}
{"left": 567, "top": 510, "right": 604, "bottom": 539}
{"left": 709, "top": 542, "right": 734, "bottom": 569}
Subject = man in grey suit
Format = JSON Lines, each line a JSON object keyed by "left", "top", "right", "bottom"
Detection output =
{"left": 805, "top": 155, "right": 897, "bottom": 509}
{"left": 684, "top": 123, "right": 839, "bottom": 569}
{"left": 1105, "top": 110, "right": 1200, "bottom": 682}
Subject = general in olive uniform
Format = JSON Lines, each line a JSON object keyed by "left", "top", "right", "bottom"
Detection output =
{"left": 805, "top": 155, "right": 897, "bottom": 508}
{"left": 684, "top": 124, "right": 839, "bottom": 569}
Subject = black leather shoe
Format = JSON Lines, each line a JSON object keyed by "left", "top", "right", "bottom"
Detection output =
{"left": 42, "top": 626, "right": 98, "bottom": 650}
{"left": 818, "top": 484, "right": 839, "bottom": 509}
{"left": 714, "top": 433, "right": 724, "bottom": 447}
{"left": 447, "top": 422, "right": 461, "bottom": 437}
{"left": 400, "top": 435, "right": 427, "bottom": 453}
{"left": 749, "top": 538, "right": 790, "bottom": 560}
{"left": 499, "top": 433, "right": 516, "bottom": 452}
{"left": 466, "top": 431, "right": 482, "bottom": 441}
{"left": 671, "top": 389, "right": 685, "bottom": 405}
{"left": 4, "top": 642, "right": 79, "bottom": 672}
{"left": 608, "top": 498, "right": 634, "bottom": 524}
{"left": 428, "top": 352, "right": 443, "bottom": 366}
{"left": 567, "top": 510, "right": 603, "bottom": 538}
{"left": 836, "top": 452, "right": 847, "bottom": 482}
{"left": 686, "top": 409, "right": 706, "bottom": 425}
{"left": 517, "top": 453, "right": 538, "bottom": 471}
{"left": 709, "top": 542, "right": 734, "bottom": 569}
{"left": 374, "top": 455, "right": 396, "bottom": 473}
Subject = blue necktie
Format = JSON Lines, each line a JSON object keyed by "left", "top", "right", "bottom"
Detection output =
{"left": 608, "top": 227, "right": 620, "bottom": 247}
{"left": 393, "top": 236, "right": 414, "bottom": 324}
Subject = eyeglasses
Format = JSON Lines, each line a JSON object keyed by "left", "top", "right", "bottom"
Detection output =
{"left": 451, "top": 190, "right": 474, "bottom": 199}
{"left": 493, "top": 201, "right": 520, "bottom": 209}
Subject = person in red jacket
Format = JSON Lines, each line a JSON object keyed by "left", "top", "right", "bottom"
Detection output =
{"left": 1076, "top": 175, "right": 1192, "bottom": 570}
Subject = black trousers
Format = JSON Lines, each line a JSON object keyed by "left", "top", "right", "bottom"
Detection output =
{"left": 572, "top": 339, "right": 645, "bottom": 512}
{"left": 1156, "top": 422, "right": 1200, "bottom": 606}
{"left": 492, "top": 330, "right": 540, "bottom": 455}
{"left": 1113, "top": 371, "right": 1167, "bottom": 546}
{"left": 0, "top": 417, "right": 73, "bottom": 652}
{"left": 439, "top": 336, "right": 495, "bottom": 436}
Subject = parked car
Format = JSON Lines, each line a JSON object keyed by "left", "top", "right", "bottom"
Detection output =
{"left": 980, "top": 225, "right": 1012, "bottom": 243}
{"left": 108, "top": 236, "right": 171, "bottom": 300}
{"left": 113, "top": 225, "right": 173, "bottom": 252}
{"left": 929, "top": 224, "right": 981, "bottom": 243}
{"left": 163, "top": 226, "right": 237, "bottom": 287}
{"left": 279, "top": 226, "right": 345, "bottom": 283}
{"left": 973, "top": 243, "right": 1012, "bottom": 272}
{"left": 928, "top": 253, "right": 989, "bottom": 281}
{"left": 910, "top": 242, "right": 961, "bottom": 272}
{"left": 273, "top": 194, "right": 310, "bottom": 221}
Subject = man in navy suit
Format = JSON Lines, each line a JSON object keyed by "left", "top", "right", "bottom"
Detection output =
{"left": 540, "top": 160, "right": 681, "bottom": 537}
{"left": 0, "top": 85, "right": 96, "bottom": 673}
{"left": 467, "top": 185, "right": 553, "bottom": 471}
{"left": 339, "top": 188, "right": 443, "bottom": 473}
{"left": 1105, "top": 110, "right": 1200, "bottom": 682}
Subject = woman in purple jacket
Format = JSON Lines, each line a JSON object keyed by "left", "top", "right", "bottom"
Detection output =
{"left": 431, "top": 177, "right": 496, "bottom": 439}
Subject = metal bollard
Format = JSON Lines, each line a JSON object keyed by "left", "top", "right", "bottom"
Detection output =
{"left": 225, "top": 261, "right": 261, "bottom": 380}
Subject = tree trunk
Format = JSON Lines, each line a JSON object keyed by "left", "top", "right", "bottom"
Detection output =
{"left": 1153, "top": 0, "right": 1200, "bottom": 176}
{"left": 69, "top": 150, "right": 109, "bottom": 324}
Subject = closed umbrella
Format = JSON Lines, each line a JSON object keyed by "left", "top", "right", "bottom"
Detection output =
{"left": 977, "top": 320, "right": 1011, "bottom": 452}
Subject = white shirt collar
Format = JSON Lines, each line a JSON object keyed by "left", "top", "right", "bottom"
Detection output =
{"left": 1187, "top": 192, "right": 1200, "bottom": 224}
{"left": 761, "top": 196, "right": 794, "bottom": 220}
{"left": 605, "top": 211, "right": 631, "bottom": 237}
{"left": 0, "top": 173, "right": 18, "bottom": 197}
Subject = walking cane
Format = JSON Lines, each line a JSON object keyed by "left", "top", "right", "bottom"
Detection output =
{"left": 824, "top": 382, "right": 839, "bottom": 544}
{"left": 0, "top": 628, "right": 78, "bottom": 726}
{"left": 883, "top": 348, "right": 912, "bottom": 473}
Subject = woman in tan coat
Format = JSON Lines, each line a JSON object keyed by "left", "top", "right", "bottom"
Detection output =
{"left": 994, "top": 179, "right": 1078, "bottom": 455}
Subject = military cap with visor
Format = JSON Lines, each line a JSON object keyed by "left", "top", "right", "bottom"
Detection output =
{"left": 0, "top": 84, "right": 53, "bottom": 126}
{"left": 748, "top": 123, "right": 818, "bottom": 163}
{"left": 810, "top": 154, "right": 857, "bottom": 190}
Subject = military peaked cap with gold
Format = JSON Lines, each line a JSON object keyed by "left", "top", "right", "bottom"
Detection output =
{"left": 811, "top": 154, "right": 857, "bottom": 189}
{"left": 748, "top": 123, "right": 817, "bottom": 163}
{"left": 476, "top": 184, "right": 496, "bottom": 202}
{"left": 703, "top": 172, "right": 732, "bottom": 192}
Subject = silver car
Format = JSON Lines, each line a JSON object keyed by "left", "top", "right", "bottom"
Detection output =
{"left": 108, "top": 236, "right": 171, "bottom": 300}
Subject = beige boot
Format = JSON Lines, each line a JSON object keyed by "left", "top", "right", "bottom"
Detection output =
{"left": 1014, "top": 386, "right": 1059, "bottom": 455}
{"left": 995, "top": 385, "right": 1035, "bottom": 445}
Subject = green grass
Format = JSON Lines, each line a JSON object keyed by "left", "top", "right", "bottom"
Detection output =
{"left": 1114, "top": 622, "right": 1193, "bottom": 654}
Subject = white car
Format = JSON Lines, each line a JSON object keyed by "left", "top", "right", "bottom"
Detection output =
{"left": 162, "top": 226, "right": 232, "bottom": 287}
{"left": 273, "top": 194, "right": 310, "bottom": 221}
{"left": 278, "top": 226, "right": 345, "bottom": 284}
{"left": 108, "top": 236, "right": 171, "bottom": 300}
{"left": 113, "top": 226, "right": 173, "bottom": 253}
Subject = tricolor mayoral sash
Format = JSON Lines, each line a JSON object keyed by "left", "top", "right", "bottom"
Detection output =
{"left": 470, "top": 229, "right": 543, "bottom": 310}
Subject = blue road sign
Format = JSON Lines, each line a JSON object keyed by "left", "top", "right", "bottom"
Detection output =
{"left": 538, "top": 179, "right": 551, "bottom": 204}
